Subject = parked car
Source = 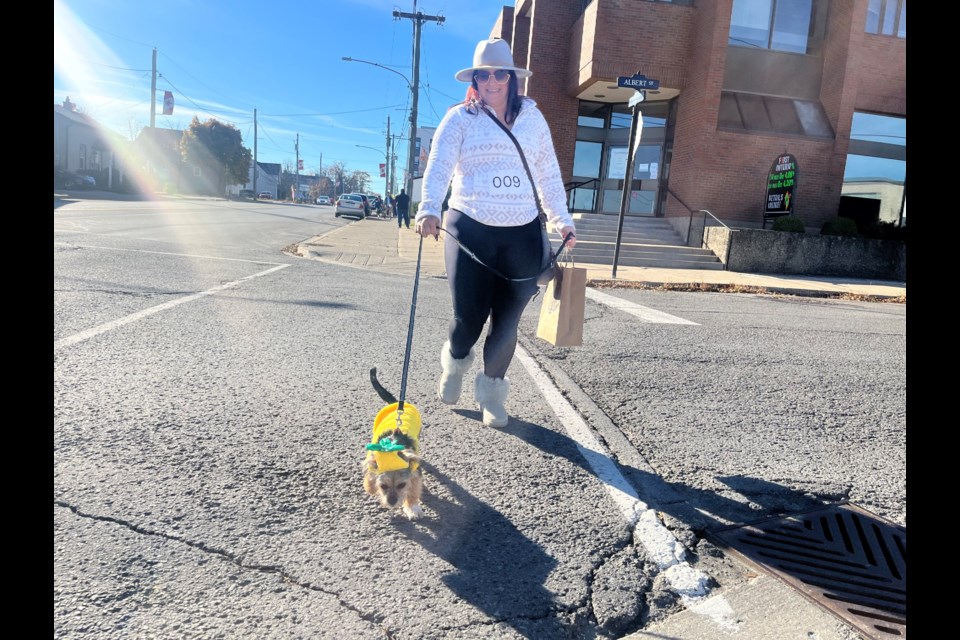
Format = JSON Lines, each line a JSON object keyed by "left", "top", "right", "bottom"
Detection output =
{"left": 335, "top": 194, "right": 367, "bottom": 219}
{"left": 356, "top": 194, "right": 372, "bottom": 217}
{"left": 239, "top": 189, "right": 255, "bottom": 199}
{"left": 316, "top": 195, "right": 332, "bottom": 205}
{"left": 258, "top": 191, "right": 272, "bottom": 200}
{"left": 55, "top": 168, "right": 88, "bottom": 190}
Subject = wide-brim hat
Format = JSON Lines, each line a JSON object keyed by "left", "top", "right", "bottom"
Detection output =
{"left": 455, "top": 38, "right": 532, "bottom": 82}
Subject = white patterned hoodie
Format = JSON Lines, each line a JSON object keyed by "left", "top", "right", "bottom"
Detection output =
{"left": 416, "top": 97, "right": 575, "bottom": 231}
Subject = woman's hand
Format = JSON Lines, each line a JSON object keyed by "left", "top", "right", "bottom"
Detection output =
{"left": 416, "top": 216, "right": 440, "bottom": 240}
{"left": 558, "top": 225, "right": 577, "bottom": 249}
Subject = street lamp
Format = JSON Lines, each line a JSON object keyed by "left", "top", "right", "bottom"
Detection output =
{"left": 355, "top": 144, "right": 389, "bottom": 203}
{"left": 342, "top": 56, "right": 417, "bottom": 200}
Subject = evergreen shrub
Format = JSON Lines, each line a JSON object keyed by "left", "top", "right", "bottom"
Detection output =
{"left": 771, "top": 215, "right": 805, "bottom": 233}
{"left": 820, "top": 216, "right": 859, "bottom": 237}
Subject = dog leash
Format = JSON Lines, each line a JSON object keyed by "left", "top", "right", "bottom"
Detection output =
{"left": 436, "top": 225, "right": 573, "bottom": 282}
{"left": 396, "top": 233, "right": 424, "bottom": 423}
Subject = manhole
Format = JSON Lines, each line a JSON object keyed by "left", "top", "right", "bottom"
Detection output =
{"left": 709, "top": 502, "right": 906, "bottom": 639}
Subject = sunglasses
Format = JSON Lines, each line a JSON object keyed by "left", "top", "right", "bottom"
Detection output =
{"left": 474, "top": 69, "right": 512, "bottom": 84}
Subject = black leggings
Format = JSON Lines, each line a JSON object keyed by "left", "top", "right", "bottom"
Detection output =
{"left": 443, "top": 209, "right": 543, "bottom": 378}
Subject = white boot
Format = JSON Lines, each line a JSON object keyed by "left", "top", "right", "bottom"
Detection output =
{"left": 474, "top": 372, "right": 510, "bottom": 427}
{"left": 437, "top": 341, "right": 475, "bottom": 405}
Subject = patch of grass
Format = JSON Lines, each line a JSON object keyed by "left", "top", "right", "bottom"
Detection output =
{"left": 589, "top": 279, "right": 768, "bottom": 295}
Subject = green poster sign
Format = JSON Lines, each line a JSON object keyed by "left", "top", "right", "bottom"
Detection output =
{"left": 764, "top": 153, "right": 798, "bottom": 218}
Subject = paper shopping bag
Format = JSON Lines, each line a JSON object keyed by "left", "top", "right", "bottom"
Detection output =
{"left": 536, "top": 265, "right": 587, "bottom": 347}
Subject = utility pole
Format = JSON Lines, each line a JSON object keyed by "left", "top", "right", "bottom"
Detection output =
{"left": 150, "top": 48, "right": 157, "bottom": 128}
{"left": 385, "top": 115, "right": 391, "bottom": 200}
{"left": 295, "top": 133, "right": 300, "bottom": 202}
{"left": 390, "top": 134, "right": 402, "bottom": 195}
{"left": 253, "top": 108, "right": 258, "bottom": 195}
{"left": 393, "top": 2, "right": 444, "bottom": 199}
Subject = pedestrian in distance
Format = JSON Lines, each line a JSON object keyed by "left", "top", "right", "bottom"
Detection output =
{"left": 414, "top": 37, "right": 576, "bottom": 427}
{"left": 394, "top": 189, "right": 411, "bottom": 229}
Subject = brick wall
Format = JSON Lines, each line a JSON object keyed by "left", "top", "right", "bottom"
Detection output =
{"left": 666, "top": 0, "right": 732, "bottom": 222}
{"left": 857, "top": 35, "right": 906, "bottom": 114}
{"left": 667, "top": 0, "right": 904, "bottom": 230}
{"left": 494, "top": 0, "right": 905, "bottom": 232}
{"left": 590, "top": 0, "right": 695, "bottom": 90}
{"left": 521, "top": 0, "right": 582, "bottom": 181}
{"left": 491, "top": 6, "right": 513, "bottom": 42}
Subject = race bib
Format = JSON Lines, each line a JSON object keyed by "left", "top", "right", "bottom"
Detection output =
{"left": 477, "top": 169, "right": 529, "bottom": 196}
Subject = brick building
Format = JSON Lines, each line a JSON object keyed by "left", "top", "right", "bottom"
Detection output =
{"left": 488, "top": 0, "right": 906, "bottom": 233}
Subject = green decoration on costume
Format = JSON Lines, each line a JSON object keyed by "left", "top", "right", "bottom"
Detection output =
{"left": 365, "top": 438, "right": 405, "bottom": 453}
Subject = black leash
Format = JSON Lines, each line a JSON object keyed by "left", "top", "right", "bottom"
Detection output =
{"left": 396, "top": 234, "right": 423, "bottom": 421}
{"left": 436, "top": 225, "right": 573, "bottom": 282}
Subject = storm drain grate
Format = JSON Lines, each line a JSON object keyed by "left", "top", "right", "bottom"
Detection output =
{"left": 709, "top": 502, "right": 906, "bottom": 639}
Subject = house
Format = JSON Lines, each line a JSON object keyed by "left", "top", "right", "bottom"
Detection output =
{"left": 228, "top": 162, "right": 282, "bottom": 199}
{"left": 133, "top": 127, "right": 215, "bottom": 195}
{"left": 53, "top": 97, "right": 126, "bottom": 190}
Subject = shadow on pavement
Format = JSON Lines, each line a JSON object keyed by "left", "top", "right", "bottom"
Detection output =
{"left": 498, "top": 417, "right": 834, "bottom": 536}
{"left": 401, "top": 461, "right": 596, "bottom": 639}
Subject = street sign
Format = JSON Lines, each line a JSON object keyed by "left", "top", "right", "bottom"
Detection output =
{"left": 628, "top": 91, "right": 646, "bottom": 108}
{"left": 617, "top": 74, "right": 660, "bottom": 90}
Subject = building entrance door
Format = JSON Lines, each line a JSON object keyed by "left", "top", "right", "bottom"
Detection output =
{"left": 570, "top": 99, "right": 673, "bottom": 217}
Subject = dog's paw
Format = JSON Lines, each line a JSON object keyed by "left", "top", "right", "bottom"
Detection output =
{"left": 403, "top": 504, "right": 424, "bottom": 520}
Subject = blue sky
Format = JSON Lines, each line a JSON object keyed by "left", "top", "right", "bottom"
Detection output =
{"left": 53, "top": 0, "right": 510, "bottom": 194}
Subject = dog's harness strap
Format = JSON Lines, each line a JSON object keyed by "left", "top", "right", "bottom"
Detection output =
{"left": 397, "top": 234, "right": 424, "bottom": 424}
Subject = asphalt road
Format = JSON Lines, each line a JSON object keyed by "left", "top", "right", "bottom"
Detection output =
{"left": 54, "top": 196, "right": 905, "bottom": 639}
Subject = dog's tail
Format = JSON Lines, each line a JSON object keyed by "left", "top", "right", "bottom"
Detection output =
{"left": 370, "top": 367, "right": 398, "bottom": 405}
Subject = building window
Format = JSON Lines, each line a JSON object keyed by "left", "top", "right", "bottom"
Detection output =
{"left": 601, "top": 189, "right": 657, "bottom": 214}
{"left": 571, "top": 99, "right": 674, "bottom": 216}
{"left": 578, "top": 102, "right": 607, "bottom": 128}
{"left": 570, "top": 187, "right": 597, "bottom": 212}
{"left": 842, "top": 112, "right": 906, "bottom": 227}
{"left": 611, "top": 104, "right": 667, "bottom": 130}
{"left": 718, "top": 91, "right": 833, "bottom": 138}
{"left": 729, "top": 0, "right": 813, "bottom": 54}
{"left": 193, "top": 166, "right": 202, "bottom": 177}
{"left": 632, "top": 145, "right": 662, "bottom": 180}
{"left": 79, "top": 144, "right": 87, "bottom": 170}
{"left": 866, "top": 0, "right": 905, "bottom": 37}
{"left": 573, "top": 141, "right": 603, "bottom": 178}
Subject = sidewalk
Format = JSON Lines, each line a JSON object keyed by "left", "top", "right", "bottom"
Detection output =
{"left": 293, "top": 217, "right": 906, "bottom": 301}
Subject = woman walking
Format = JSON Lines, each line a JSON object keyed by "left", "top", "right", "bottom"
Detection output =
{"left": 414, "top": 37, "right": 576, "bottom": 427}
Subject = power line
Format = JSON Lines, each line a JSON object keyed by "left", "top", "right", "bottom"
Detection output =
{"left": 159, "top": 74, "right": 243, "bottom": 126}
{"left": 261, "top": 104, "right": 408, "bottom": 118}
{"left": 157, "top": 49, "right": 249, "bottom": 109}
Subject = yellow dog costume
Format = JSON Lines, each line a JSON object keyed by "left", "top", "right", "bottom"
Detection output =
{"left": 365, "top": 402, "right": 422, "bottom": 472}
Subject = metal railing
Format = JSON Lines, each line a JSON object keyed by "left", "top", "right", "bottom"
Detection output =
{"left": 666, "top": 188, "right": 733, "bottom": 270}
{"left": 564, "top": 177, "right": 600, "bottom": 193}
{"left": 564, "top": 178, "right": 600, "bottom": 212}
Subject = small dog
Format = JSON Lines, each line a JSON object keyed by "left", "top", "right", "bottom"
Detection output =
{"left": 363, "top": 368, "right": 425, "bottom": 520}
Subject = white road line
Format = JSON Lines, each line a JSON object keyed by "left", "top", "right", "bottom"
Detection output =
{"left": 586, "top": 288, "right": 699, "bottom": 325}
{"left": 54, "top": 264, "right": 290, "bottom": 352}
{"left": 515, "top": 345, "right": 710, "bottom": 604}
{"left": 53, "top": 242, "right": 288, "bottom": 265}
